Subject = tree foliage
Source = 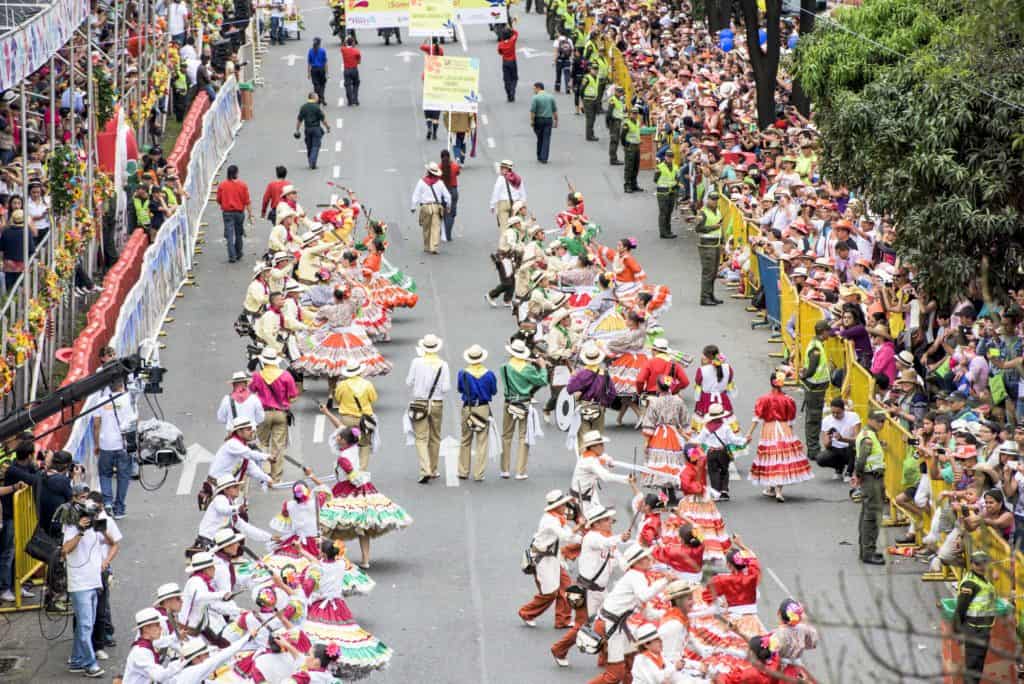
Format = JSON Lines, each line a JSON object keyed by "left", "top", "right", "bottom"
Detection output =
{"left": 791, "top": 0, "right": 1024, "bottom": 301}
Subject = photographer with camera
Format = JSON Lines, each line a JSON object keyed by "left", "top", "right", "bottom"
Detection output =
{"left": 62, "top": 498, "right": 107, "bottom": 678}
{"left": 39, "top": 451, "right": 80, "bottom": 539}
{"left": 85, "top": 491, "right": 121, "bottom": 661}
{"left": 817, "top": 398, "right": 860, "bottom": 484}
{"left": 0, "top": 436, "right": 35, "bottom": 602}
{"left": 92, "top": 377, "right": 138, "bottom": 519}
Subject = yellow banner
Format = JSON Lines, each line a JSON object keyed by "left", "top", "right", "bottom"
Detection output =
{"left": 346, "top": 0, "right": 410, "bottom": 29}
{"left": 423, "top": 55, "right": 481, "bottom": 112}
{"left": 454, "top": 0, "right": 505, "bottom": 24}
{"left": 409, "top": 0, "right": 455, "bottom": 36}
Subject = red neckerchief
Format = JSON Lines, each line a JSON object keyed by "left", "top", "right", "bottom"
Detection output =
{"left": 642, "top": 650, "right": 665, "bottom": 669}
{"left": 548, "top": 510, "right": 567, "bottom": 526}
{"left": 259, "top": 280, "right": 269, "bottom": 294}
{"left": 133, "top": 638, "right": 159, "bottom": 659}
{"left": 661, "top": 606, "right": 688, "bottom": 628}
{"left": 216, "top": 551, "right": 237, "bottom": 588}
{"left": 195, "top": 571, "right": 217, "bottom": 592}
{"left": 269, "top": 305, "right": 286, "bottom": 328}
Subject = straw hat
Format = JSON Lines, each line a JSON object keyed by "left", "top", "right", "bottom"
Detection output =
{"left": 463, "top": 344, "right": 488, "bottom": 364}
{"left": 259, "top": 348, "right": 281, "bottom": 366}
{"left": 272, "top": 251, "right": 293, "bottom": 263}
{"left": 425, "top": 162, "right": 442, "bottom": 176}
{"left": 340, "top": 360, "right": 364, "bottom": 378}
{"left": 186, "top": 552, "right": 215, "bottom": 574}
{"left": 228, "top": 371, "right": 250, "bottom": 385}
{"left": 299, "top": 232, "right": 319, "bottom": 246}
{"left": 284, "top": 280, "right": 304, "bottom": 294}
{"left": 212, "top": 527, "right": 245, "bottom": 551}
{"left": 181, "top": 638, "right": 210, "bottom": 664}
{"left": 895, "top": 350, "right": 915, "bottom": 368}
{"left": 664, "top": 579, "right": 697, "bottom": 600}
{"left": 418, "top": 333, "right": 443, "bottom": 353}
{"left": 505, "top": 339, "right": 532, "bottom": 360}
{"left": 212, "top": 473, "right": 241, "bottom": 495}
{"left": 154, "top": 582, "right": 181, "bottom": 604}
{"left": 580, "top": 430, "right": 609, "bottom": 448}
{"left": 896, "top": 368, "right": 919, "bottom": 386}
{"left": 253, "top": 263, "right": 272, "bottom": 275}
{"left": 282, "top": 184, "right": 297, "bottom": 196}
{"left": 706, "top": 403, "right": 729, "bottom": 420}
{"left": 500, "top": 159, "right": 515, "bottom": 168}
{"left": 632, "top": 623, "right": 661, "bottom": 647}
{"left": 869, "top": 325, "right": 892, "bottom": 341}
{"left": 544, "top": 489, "right": 573, "bottom": 511}
{"left": 229, "top": 416, "right": 255, "bottom": 433}
{"left": 791, "top": 267, "right": 809, "bottom": 278}
{"left": 622, "top": 543, "right": 652, "bottom": 568}
{"left": 135, "top": 607, "right": 163, "bottom": 629}
{"left": 586, "top": 506, "right": 616, "bottom": 526}
{"left": 276, "top": 205, "right": 295, "bottom": 222}
{"left": 998, "top": 440, "right": 1019, "bottom": 456}
{"left": 579, "top": 343, "right": 606, "bottom": 365}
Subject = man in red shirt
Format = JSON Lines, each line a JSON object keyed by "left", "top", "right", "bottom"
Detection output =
{"left": 340, "top": 36, "right": 361, "bottom": 106}
{"left": 497, "top": 19, "right": 519, "bottom": 102}
{"left": 215, "top": 165, "right": 252, "bottom": 263}
{"left": 260, "top": 165, "right": 288, "bottom": 224}
{"left": 636, "top": 338, "right": 690, "bottom": 395}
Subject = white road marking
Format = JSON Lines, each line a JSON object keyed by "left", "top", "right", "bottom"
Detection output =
{"left": 335, "top": 118, "right": 344, "bottom": 128}
{"left": 281, "top": 54, "right": 301, "bottom": 66}
{"left": 334, "top": 140, "right": 342, "bottom": 152}
{"left": 516, "top": 47, "right": 553, "bottom": 59}
{"left": 486, "top": 137, "right": 495, "bottom": 149}
{"left": 463, "top": 492, "right": 490, "bottom": 683}
{"left": 177, "top": 443, "right": 214, "bottom": 495}
{"left": 442, "top": 436, "right": 460, "bottom": 487}
{"left": 337, "top": 96, "right": 345, "bottom": 108}
{"left": 383, "top": 168, "right": 398, "bottom": 173}
{"left": 332, "top": 165, "right": 341, "bottom": 178}
{"left": 766, "top": 566, "right": 793, "bottom": 596}
{"left": 729, "top": 461, "right": 740, "bottom": 480}
{"left": 394, "top": 50, "right": 418, "bottom": 63}
{"left": 330, "top": 193, "right": 338, "bottom": 205}
{"left": 314, "top": 414, "right": 326, "bottom": 443}
{"left": 481, "top": 114, "right": 489, "bottom": 125}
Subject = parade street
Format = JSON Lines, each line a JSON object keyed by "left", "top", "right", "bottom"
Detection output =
{"left": 9, "top": 2, "right": 939, "bottom": 682}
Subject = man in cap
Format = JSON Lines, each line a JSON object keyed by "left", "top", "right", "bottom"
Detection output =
{"left": 853, "top": 411, "right": 887, "bottom": 565}
{"left": 955, "top": 551, "right": 997, "bottom": 684}
{"left": 801, "top": 319, "right": 833, "bottom": 463}
{"left": 606, "top": 85, "right": 626, "bottom": 165}
{"left": 409, "top": 162, "right": 451, "bottom": 255}
{"left": 457, "top": 345, "right": 498, "bottom": 481}
{"left": 248, "top": 348, "right": 298, "bottom": 481}
{"left": 294, "top": 92, "right": 331, "bottom": 169}
{"left": 209, "top": 418, "right": 274, "bottom": 489}
{"left": 489, "top": 160, "right": 527, "bottom": 235}
{"left": 217, "top": 371, "right": 265, "bottom": 429}
{"left": 518, "top": 490, "right": 581, "bottom": 629}
{"left": 332, "top": 360, "right": 378, "bottom": 470}
{"left": 407, "top": 334, "right": 451, "bottom": 483}
{"left": 591, "top": 543, "right": 670, "bottom": 683}
{"left": 693, "top": 190, "right": 724, "bottom": 306}
{"left": 621, "top": 106, "right": 643, "bottom": 192}
{"left": 653, "top": 149, "right": 681, "bottom": 239}
{"left": 122, "top": 608, "right": 184, "bottom": 681}
{"left": 581, "top": 64, "right": 601, "bottom": 141}
{"left": 550, "top": 506, "right": 629, "bottom": 667}
{"left": 499, "top": 339, "right": 549, "bottom": 479}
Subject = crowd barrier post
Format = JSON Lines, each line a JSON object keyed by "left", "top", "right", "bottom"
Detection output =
{"left": 844, "top": 344, "right": 874, "bottom": 421}
{"left": 823, "top": 336, "right": 847, "bottom": 404}
{"left": 870, "top": 399, "right": 911, "bottom": 526}
{"left": 779, "top": 269, "right": 799, "bottom": 368}
{"left": 0, "top": 488, "right": 43, "bottom": 613}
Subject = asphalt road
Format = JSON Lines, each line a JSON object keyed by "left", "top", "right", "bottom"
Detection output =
{"left": 7, "top": 4, "right": 943, "bottom": 683}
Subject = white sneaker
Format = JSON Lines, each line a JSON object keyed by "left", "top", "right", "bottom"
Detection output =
{"left": 95, "top": 650, "right": 109, "bottom": 661}
{"left": 0, "top": 590, "right": 15, "bottom": 602}
{"left": 553, "top": 656, "right": 569, "bottom": 667}
{"left": 842, "top": 474, "right": 852, "bottom": 483}
{"left": 832, "top": 471, "right": 842, "bottom": 480}
{"left": 500, "top": 471, "right": 510, "bottom": 479}
{"left": 20, "top": 586, "right": 34, "bottom": 598}
{"left": 521, "top": 617, "right": 537, "bottom": 627}
{"left": 484, "top": 294, "right": 498, "bottom": 308}
{"left": 515, "top": 473, "right": 529, "bottom": 480}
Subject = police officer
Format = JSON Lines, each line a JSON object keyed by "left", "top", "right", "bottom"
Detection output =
{"left": 692, "top": 191, "right": 723, "bottom": 305}
{"left": 581, "top": 64, "right": 600, "bottom": 142}
{"left": 853, "top": 411, "right": 886, "bottom": 565}
{"left": 606, "top": 86, "right": 625, "bottom": 165}
{"left": 653, "top": 149, "right": 680, "bottom": 239}
{"left": 621, "top": 107, "right": 642, "bottom": 193}
{"left": 955, "top": 551, "right": 997, "bottom": 684}
{"left": 801, "top": 320, "right": 832, "bottom": 463}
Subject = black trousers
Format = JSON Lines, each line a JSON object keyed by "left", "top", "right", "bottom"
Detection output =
{"left": 91, "top": 568, "right": 114, "bottom": 650}
{"left": 961, "top": 624, "right": 990, "bottom": 684}
{"left": 706, "top": 448, "right": 731, "bottom": 494}
{"left": 310, "top": 67, "right": 327, "bottom": 104}
{"left": 343, "top": 67, "right": 360, "bottom": 105}
{"left": 502, "top": 61, "right": 518, "bottom": 101}
{"left": 818, "top": 445, "right": 854, "bottom": 476}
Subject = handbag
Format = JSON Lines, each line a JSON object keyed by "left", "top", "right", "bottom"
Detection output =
{"left": 25, "top": 474, "right": 60, "bottom": 563}
{"left": 466, "top": 410, "right": 489, "bottom": 433}
{"left": 408, "top": 367, "right": 444, "bottom": 422}
{"left": 576, "top": 620, "right": 605, "bottom": 654}
{"left": 506, "top": 402, "right": 528, "bottom": 420}
{"left": 580, "top": 402, "right": 602, "bottom": 422}
{"left": 520, "top": 546, "right": 537, "bottom": 575}
{"left": 353, "top": 395, "right": 377, "bottom": 434}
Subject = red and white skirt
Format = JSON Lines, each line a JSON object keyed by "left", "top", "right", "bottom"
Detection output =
{"left": 748, "top": 420, "right": 814, "bottom": 487}
{"left": 642, "top": 425, "right": 685, "bottom": 487}
{"left": 291, "top": 325, "right": 392, "bottom": 377}
{"left": 676, "top": 496, "right": 730, "bottom": 562}
{"left": 609, "top": 350, "right": 649, "bottom": 398}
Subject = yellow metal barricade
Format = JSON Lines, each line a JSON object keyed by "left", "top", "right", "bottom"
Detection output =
{"left": 0, "top": 487, "right": 43, "bottom": 612}
{"left": 845, "top": 345, "right": 875, "bottom": 422}
{"left": 746, "top": 224, "right": 762, "bottom": 293}
{"left": 870, "top": 399, "right": 912, "bottom": 525}
{"left": 779, "top": 270, "right": 799, "bottom": 368}
{"left": 823, "top": 336, "right": 847, "bottom": 403}
{"left": 608, "top": 46, "right": 632, "bottom": 108}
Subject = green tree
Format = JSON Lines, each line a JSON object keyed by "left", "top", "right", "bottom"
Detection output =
{"left": 791, "top": 0, "right": 1024, "bottom": 301}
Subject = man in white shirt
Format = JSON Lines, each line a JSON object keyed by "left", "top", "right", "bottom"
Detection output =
{"left": 92, "top": 379, "right": 137, "bottom": 519}
{"left": 217, "top": 371, "right": 266, "bottom": 427}
{"left": 819, "top": 398, "right": 861, "bottom": 481}
{"left": 179, "top": 36, "right": 198, "bottom": 64}
{"left": 172, "top": 635, "right": 257, "bottom": 684}
{"left": 405, "top": 334, "right": 451, "bottom": 483}
{"left": 517, "top": 490, "right": 581, "bottom": 630}
{"left": 197, "top": 475, "right": 275, "bottom": 547}
{"left": 122, "top": 608, "right": 183, "bottom": 683}
{"left": 86, "top": 493, "right": 121, "bottom": 661}
{"left": 489, "top": 160, "right": 527, "bottom": 234}
{"left": 63, "top": 502, "right": 106, "bottom": 677}
{"left": 178, "top": 552, "right": 236, "bottom": 640}
{"left": 167, "top": 0, "right": 189, "bottom": 44}
{"left": 208, "top": 417, "right": 273, "bottom": 489}
{"left": 409, "top": 162, "right": 452, "bottom": 255}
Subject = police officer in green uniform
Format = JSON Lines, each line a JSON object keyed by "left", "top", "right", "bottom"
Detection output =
{"left": 545, "top": 0, "right": 563, "bottom": 39}
{"left": 955, "top": 551, "right": 996, "bottom": 684}
{"left": 581, "top": 64, "right": 600, "bottom": 142}
{"left": 606, "top": 86, "right": 625, "bottom": 165}
{"left": 800, "top": 320, "right": 832, "bottom": 463}
{"left": 621, "top": 106, "right": 642, "bottom": 193}
{"left": 853, "top": 411, "right": 887, "bottom": 565}
{"left": 653, "top": 149, "right": 680, "bottom": 239}
{"left": 593, "top": 50, "right": 610, "bottom": 113}
{"left": 692, "top": 191, "right": 723, "bottom": 305}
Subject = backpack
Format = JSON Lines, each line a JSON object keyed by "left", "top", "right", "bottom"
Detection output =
{"left": 558, "top": 38, "right": 573, "bottom": 59}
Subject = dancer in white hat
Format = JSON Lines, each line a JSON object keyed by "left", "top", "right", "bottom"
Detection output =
{"left": 517, "top": 490, "right": 581, "bottom": 629}
{"left": 409, "top": 163, "right": 451, "bottom": 254}
{"left": 405, "top": 334, "right": 451, "bottom": 483}
{"left": 122, "top": 608, "right": 184, "bottom": 682}
{"left": 457, "top": 345, "right": 499, "bottom": 481}
{"left": 216, "top": 371, "right": 265, "bottom": 428}
{"left": 208, "top": 417, "right": 274, "bottom": 489}
{"left": 498, "top": 338, "right": 548, "bottom": 479}
{"left": 489, "top": 159, "right": 527, "bottom": 235}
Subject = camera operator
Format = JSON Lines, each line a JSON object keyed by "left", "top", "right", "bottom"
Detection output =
{"left": 817, "top": 398, "right": 860, "bottom": 483}
{"left": 0, "top": 436, "right": 35, "bottom": 602}
{"left": 39, "top": 450, "right": 80, "bottom": 538}
{"left": 92, "top": 377, "right": 138, "bottom": 519}
{"left": 62, "top": 499, "right": 107, "bottom": 678}
{"left": 86, "top": 491, "right": 121, "bottom": 661}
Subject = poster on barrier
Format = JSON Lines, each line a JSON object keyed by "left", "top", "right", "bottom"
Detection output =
{"left": 455, "top": 0, "right": 505, "bottom": 24}
{"left": 409, "top": 0, "right": 455, "bottom": 35}
{"left": 345, "top": 0, "right": 411, "bottom": 29}
{"left": 422, "top": 56, "right": 481, "bottom": 112}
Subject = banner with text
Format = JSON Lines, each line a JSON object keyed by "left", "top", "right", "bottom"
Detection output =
{"left": 409, "top": 0, "right": 455, "bottom": 35}
{"left": 455, "top": 0, "right": 506, "bottom": 24}
{"left": 345, "top": 0, "right": 410, "bottom": 29}
{"left": 422, "top": 56, "right": 480, "bottom": 112}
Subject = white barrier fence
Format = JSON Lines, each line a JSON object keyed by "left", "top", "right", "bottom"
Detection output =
{"left": 63, "top": 78, "right": 242, "bottom": 465}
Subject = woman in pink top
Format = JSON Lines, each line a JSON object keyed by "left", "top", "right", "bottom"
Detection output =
{"left": 868, "top": 324, "right": 897, "bottom": 384}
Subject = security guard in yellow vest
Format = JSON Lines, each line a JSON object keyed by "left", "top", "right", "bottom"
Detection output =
{"left": 621, "top": 107, "right": 642, "bottom": 193}
{"left": 581, "top": 64, "right": 600, "bottom": 142}
{"left": 800, "top": 320, "right": 832, "bottom": 463}
{"left": 853, "top": 411, "right": 887, "bottom": 565}
{"left": 606, "top": 86, "right": 625, "bottom": 165}
{"left": 653, "top": 149, "right": 680, "bottom": 239}
{"left": 955, "top": 551, "right": 997, "bottom": 684}
{"left": 593, "top": 52, "right": 610, "bottom": 113}
{"left": 693, "top": 191, "right": 723, "bottom": 305}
